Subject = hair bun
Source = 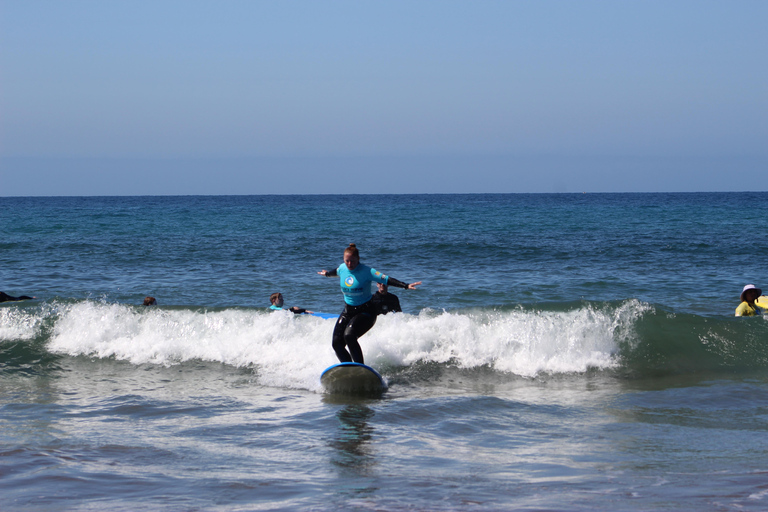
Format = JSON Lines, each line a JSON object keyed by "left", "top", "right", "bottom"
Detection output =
{"left": 344, "top": 243, "right": 360, "bottom": 258}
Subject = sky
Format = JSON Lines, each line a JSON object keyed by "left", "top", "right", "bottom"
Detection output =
{"left": 1, "top": 0, "right": 766, "bottom": 195}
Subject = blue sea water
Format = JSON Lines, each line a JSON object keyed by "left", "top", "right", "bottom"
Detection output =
{"left": 2, "top": 193, "right": 768, "bottom": 511}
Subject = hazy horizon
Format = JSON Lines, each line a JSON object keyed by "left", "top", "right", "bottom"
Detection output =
{"left": 2, "top": 1, "right": 766, "bottom": 195}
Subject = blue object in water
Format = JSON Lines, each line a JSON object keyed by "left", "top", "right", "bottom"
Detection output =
{"left": 309, "top": 312, "right": 339, "bottom": 320}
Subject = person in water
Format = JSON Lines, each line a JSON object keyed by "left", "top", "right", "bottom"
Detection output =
{"left": 269, "top": 292, "right": 313, "bottom": 314}
{"left": 735, "top": 284, "right": 767, "bottom": 316}
{"left": 318, "top": 243, "right": 421, "bottom": 364}
{"left": 143, "top": 296, "right": 157, "bottom": 306}
{"left": 0, "top": 292, "right": 35, "bottom": 303}
{"left": 372, "top": 282, "right": 401, "bottom": 315}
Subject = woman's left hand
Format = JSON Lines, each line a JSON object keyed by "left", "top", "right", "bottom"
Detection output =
{"left": 407, "top": 281, "right": 422, "bottom": 290}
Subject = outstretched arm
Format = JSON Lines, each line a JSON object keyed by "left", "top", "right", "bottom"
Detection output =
{"left": 318, "top": 269, "right": 338, "bottom": 277}
{"left": 387, "top": 278, "right": 422, "bottom": 290}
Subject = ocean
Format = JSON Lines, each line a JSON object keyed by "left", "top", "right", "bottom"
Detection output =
{"left": 2, "top": 192, "right": 768, "bottom": 511}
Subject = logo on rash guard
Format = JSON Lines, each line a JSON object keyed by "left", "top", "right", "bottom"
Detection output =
{"left": 344, "top": 276, "right": 355, "bottom": 287}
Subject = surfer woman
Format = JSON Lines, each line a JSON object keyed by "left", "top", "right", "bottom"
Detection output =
{"left": 318, "top": 243, "right": 421, "bottom": 364}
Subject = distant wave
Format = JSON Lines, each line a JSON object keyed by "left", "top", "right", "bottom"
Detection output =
{"left": 2, "top": 299, "right": 767, "bottom": 389}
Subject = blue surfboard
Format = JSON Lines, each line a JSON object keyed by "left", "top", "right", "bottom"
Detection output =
{"left": 310, "top": 312, "right": 339, "bottom": 320}
{"left": 320, "top": 362, "right": 386, "bottom": 395}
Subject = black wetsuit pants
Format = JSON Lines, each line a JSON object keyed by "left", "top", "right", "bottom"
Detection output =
{"left": 332, "top": 301, "right": 377, "bottom": 364}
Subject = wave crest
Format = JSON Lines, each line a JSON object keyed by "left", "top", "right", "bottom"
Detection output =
{"left": 4, "top": 299, "right": 767, "bottom": 388}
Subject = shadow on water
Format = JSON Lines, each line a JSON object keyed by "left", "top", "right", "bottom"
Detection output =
{"left": 323, "top": 396, "right": 379, "bottom": 481}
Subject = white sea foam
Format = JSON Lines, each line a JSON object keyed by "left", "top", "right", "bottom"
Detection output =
{"left": 46, "top": 302, "right": 334, "bottom": 391}
{"left": 369, "top": 300, "right": 646, "bottom": 377}
{"left": 0, "top": 306, "right": 44, "bottom": 341}
{"left": 37, "top": 300, "right": 651, "bottom": 390}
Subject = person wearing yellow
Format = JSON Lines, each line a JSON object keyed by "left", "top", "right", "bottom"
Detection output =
{"left": 735, "top": 284, "right": 768, "bottom": 316}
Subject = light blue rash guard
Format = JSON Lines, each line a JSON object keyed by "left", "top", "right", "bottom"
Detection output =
{"left": 337, "top": 263, "right": 389, "bottom": 306}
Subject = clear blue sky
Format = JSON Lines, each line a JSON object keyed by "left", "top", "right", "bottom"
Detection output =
{"left": 1, "top": 0, "right": 766, "bottom": 195}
